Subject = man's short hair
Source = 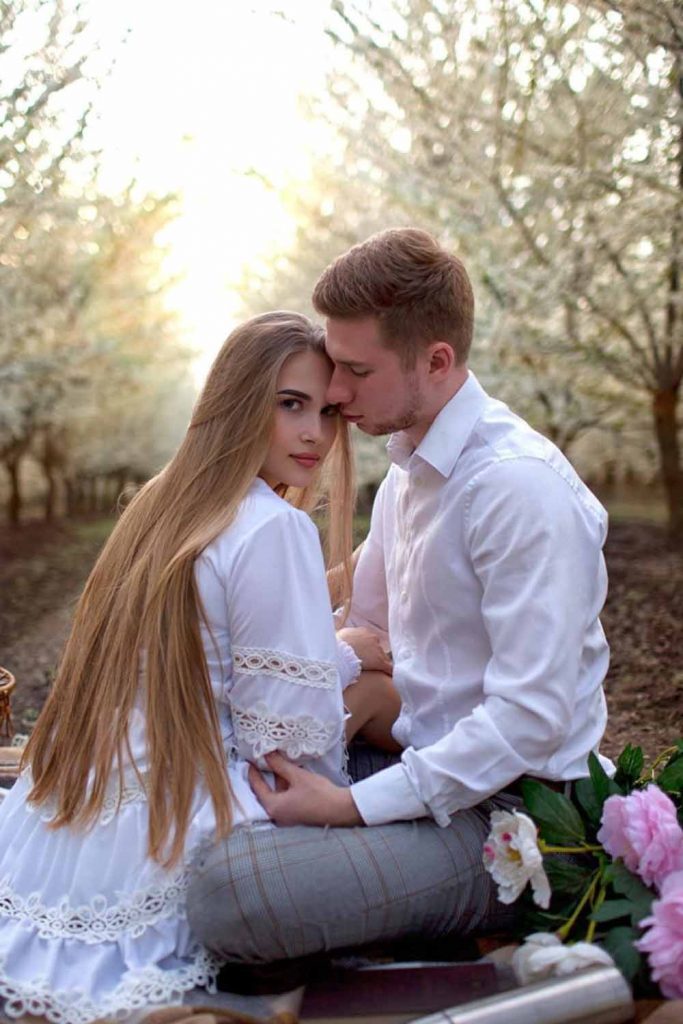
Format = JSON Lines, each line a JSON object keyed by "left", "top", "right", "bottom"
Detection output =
{"left": 312, "top": 227, "right": 474, "bottom": 366}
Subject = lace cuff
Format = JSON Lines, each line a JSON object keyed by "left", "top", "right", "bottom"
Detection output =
{"left": 231, "top": 701, "right": 338, "bottom": 761}
{"left": 232, "top": 646, "right": 337, "bottom": 690}
{"left": 336, "top": 638, "right": 361, "bottom": 690}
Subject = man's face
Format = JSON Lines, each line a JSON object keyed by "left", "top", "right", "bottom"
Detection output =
{"left": 324, "top": 317, "right": 423, "bottom": 436}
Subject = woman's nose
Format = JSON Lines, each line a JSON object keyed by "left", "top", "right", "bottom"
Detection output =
{"left": 301, "top": 416, "right": 324, "bottom": 443}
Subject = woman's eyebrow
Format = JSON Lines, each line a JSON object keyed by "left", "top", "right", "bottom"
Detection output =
{"left": 277, "top": 388, "right": 310, "bottom": 400}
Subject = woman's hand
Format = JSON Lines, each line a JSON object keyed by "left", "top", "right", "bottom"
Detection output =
{"left": 338, "top": 626, "right": 392, "bottom": 675}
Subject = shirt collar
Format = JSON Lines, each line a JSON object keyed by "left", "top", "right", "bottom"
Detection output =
{"left": 386, "top": 371, "right": 489, "bottom": 478}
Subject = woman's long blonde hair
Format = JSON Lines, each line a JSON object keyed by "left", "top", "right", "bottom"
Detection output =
{"left": 24, "top": 312, "right": 355, "bottom": 867}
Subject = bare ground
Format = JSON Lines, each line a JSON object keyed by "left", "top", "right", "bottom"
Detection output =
{"left": 0, "top": 516, "right": 681, "bottom": 759}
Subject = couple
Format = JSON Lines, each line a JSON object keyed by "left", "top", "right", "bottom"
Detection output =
{"left": 0, "top": 229, "right": 611, "bottom": 1022}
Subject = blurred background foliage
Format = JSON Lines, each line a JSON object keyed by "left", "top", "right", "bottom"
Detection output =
{"left": 1, "top": 0, "right": 682, "bottom": 542}
{"left": 238, "top": 0, "right": 683, "bottom": 539}
{"left": 0, "top": 0, "right": 194, "bottom": 525}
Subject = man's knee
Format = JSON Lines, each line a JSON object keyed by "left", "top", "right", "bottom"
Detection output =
{"left": 186, "top": 829, "right": 321, "bottom": 964}
{"left": 187, "top": 836, "right": 274, "bottom": 962}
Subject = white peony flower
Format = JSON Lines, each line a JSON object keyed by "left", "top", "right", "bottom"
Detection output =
{"left": 483, "top": 810, "right": 551, "bottom": 909}
{"left": 512, "top": 933, "right": 616, "bottom": 986}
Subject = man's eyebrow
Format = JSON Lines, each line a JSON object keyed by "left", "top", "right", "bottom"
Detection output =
{"left": 277, "top": 388, "right": 310, "bottom": 400}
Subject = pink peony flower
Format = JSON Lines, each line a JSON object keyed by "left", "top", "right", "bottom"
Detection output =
{"left": 636, "top": 870, "right": 683, "bottom": 999}
{"left": 597, "top": 785, "right": 683, "bottom": 891}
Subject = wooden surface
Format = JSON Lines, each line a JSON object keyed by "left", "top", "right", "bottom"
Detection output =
{"left": 634, "top": 1001, "right": 681, "bottom": 1022}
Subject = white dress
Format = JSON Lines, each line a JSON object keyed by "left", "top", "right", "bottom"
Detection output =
{"left": 0, "top": 479, "right": 359, "bottom": 1023}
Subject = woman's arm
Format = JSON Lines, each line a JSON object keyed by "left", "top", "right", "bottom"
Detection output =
{"left": 223, "top": 507, "right": 348, "bottom": 781}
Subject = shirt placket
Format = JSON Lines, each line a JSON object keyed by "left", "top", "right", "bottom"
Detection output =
{"left": 395, "top": 464, "right": 419, "bottom": 726}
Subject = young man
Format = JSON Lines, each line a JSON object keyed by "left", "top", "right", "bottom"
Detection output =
{"left": 187, "top": 228, "right": 611, "bottom": 970}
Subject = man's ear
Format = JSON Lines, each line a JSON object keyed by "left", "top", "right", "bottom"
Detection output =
{"left": 427, "top": 342, "right": 455, "bottom": 380}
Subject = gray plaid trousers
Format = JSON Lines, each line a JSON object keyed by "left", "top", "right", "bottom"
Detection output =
{"left": 186, "top": 747, "right": 520, "bottom": 963}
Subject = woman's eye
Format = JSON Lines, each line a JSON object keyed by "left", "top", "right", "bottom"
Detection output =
{"left": 280, "top": 398, "right": 302, "bottom": 411}
{"left": 322, "top": 404, "right": 340, "bottom": 417}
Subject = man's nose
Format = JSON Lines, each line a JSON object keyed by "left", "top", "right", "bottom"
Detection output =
{"left": 326, "top": 368, "right": 353, "bottom": 405}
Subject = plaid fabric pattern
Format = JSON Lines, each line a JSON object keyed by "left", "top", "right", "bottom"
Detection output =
{"left": 186, "top": 755, "right": 520, "bottom": 964}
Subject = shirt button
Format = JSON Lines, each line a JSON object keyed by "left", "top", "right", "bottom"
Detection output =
{"left": 401, "top": 590, "right": 408, "bottom": 601}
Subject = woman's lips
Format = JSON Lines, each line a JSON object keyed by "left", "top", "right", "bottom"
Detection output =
{"left": 290, "top": 455, "right": 320, "bottom": 468}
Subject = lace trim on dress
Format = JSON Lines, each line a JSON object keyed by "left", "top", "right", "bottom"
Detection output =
{"left": 99, "top": 780, "right": 148, "bottom": 824}
{"left": 0, "top": 869, "right": 190, "bottom": 944}
{"left": 25, "top": 777, "right": 148, "bottom": 826}
{"left": 231, "top": 701, "right": 338, "bottom": 760}
{"left": 232, "top": 646, "right": 337, "bottom": 690}
{"left": 0, "top": 946, "right": 221, "bottom": 1024}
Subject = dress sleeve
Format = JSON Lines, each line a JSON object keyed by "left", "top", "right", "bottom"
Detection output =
{"left": 224, "top": 506, "right": 347, "bottom": 773}
{"left": 336, "top": 637, "right": 361, "bottom": 690}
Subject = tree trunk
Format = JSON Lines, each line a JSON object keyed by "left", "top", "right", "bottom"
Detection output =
{"left": 652, "top": 386, "right": 683, "bottom": 544}
{"left": 65, "top": 479, "right": 76, "bottom": 517}
{"left": 3, "top": 456, "right": 23, "bottom": 526}
{"left": 42, "top": 461, "right": 57, "bottom": 521}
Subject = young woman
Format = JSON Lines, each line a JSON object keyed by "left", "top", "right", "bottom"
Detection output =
{"left": 0, "top": 312, "right": 395, "bottom": 1023}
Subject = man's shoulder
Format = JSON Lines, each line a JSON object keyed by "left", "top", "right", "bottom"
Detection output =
{"left": 470, "top": 395, "right": 552, "bottom": 461}
{"left": 462, "top": 402, "right": 606, "bottom": 525}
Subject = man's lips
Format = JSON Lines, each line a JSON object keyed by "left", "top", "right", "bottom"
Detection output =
{"left": 290, "top": 454, "right": 320, "bottom": 468}
{"left": 342, "top": 414, "right": 363, "bottom": 423}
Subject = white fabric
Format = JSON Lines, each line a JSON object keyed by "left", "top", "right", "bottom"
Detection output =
{"left": 348, "top": 372, "right": 612, "bottom": 828}
{"left": 0, "top": 478, "right": 356, "bottom": 1022}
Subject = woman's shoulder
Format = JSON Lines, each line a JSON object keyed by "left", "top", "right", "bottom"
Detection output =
{"left": 236, "top": 477, "right": 314, "bottom": 535}
{"left": 202, "top": 479, "right": 317, "bottom": 567}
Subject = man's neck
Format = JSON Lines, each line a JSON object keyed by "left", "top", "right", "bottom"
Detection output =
{"left": 403, "top": 365, "right": 469, "bottom": 448}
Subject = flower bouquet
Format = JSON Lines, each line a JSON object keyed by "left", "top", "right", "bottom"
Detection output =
{"left": 483, "top": 741, "right": 683, "bottom": 998}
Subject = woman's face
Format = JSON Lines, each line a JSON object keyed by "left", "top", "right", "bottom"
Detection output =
{"left": 259, "top": 349, "right": 340, "bottom": 489}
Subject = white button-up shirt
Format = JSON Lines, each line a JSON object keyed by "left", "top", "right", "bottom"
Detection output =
{"left": 348, "top": 372, "right": 611, "bottom": 827}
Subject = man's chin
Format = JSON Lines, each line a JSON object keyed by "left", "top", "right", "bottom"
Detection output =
{"left": 354, "top": 421, "right": 387, "bottom": 437}
{"left": 357, "top": 414, "right": 418, "bottom": 437}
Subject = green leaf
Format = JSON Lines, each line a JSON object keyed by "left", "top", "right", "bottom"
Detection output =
{"left": 615, "top": 744, "right": 644, "bottom": 789}
{"left": 589, "top": 751, "right": 623, "bottom": 801}
{"left": 603, "top": 861, "right": 654, "bottom": 923}
{"left": 603, "top": 926, "right": 642, "bottom": 982}
{"left": 574, "top": 777, "right": 603, "bottom": 828}
{"left": 656, "top": 757, "right": 683, "bottom": 796}
{"left": 521, "top": 779, "right": 586, "bottom": 845}
{"left": 590, "top": 899, "right": 634, "bottom": 923}
{"left": 604, "top": 861, "right": 650, "bottom": 900}
{"left": 544, "top": 856, "right": 595, "bottom": 895}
